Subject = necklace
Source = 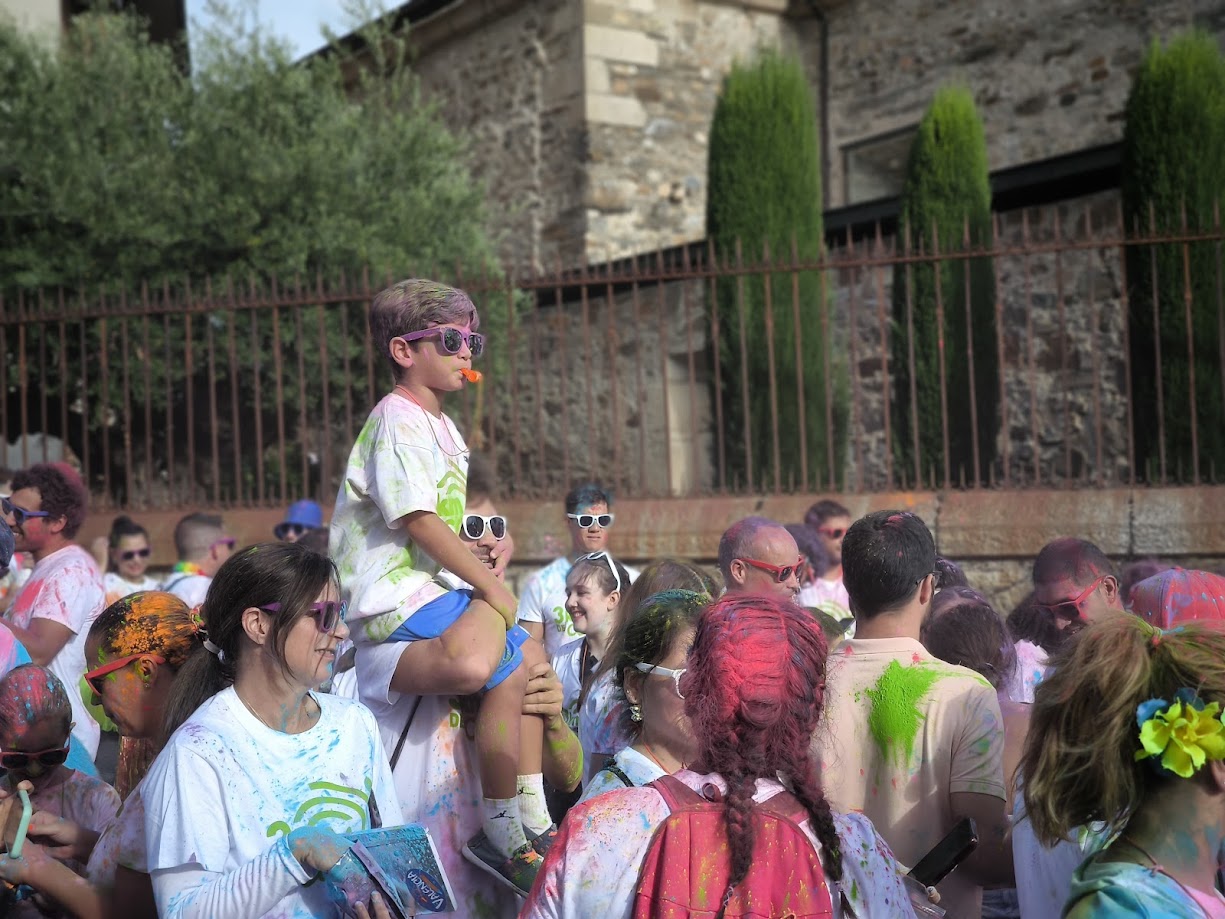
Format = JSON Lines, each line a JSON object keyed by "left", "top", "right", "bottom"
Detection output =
{"left": 640, "top": 739, "right": 686, "bottom": 775}
{"left": 394, "top": 386, "right": 466, "bottom": 458}
{"left": 1118, "top": 834, "right": 1213, "bottom": 918}
{"left": 236, "top": 689, "right": 316, "bottom": 734}
{"left": 172, "top": 561, "right": 207, "bottom": 576}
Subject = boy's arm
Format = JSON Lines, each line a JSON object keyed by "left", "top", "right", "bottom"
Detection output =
{"left": 402, "top": 511, "right": 516, "bottom": 625}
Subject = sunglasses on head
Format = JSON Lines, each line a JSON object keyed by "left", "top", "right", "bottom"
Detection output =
{"left": 261, "top": 600, "right": 346, "bottom": 634}
{"left": 738, "top": 556, "right": 805, "bottom": 583}
{"left": 398, "top": 326, "right": 485, "bottom": 359}
{"left": 579, "top": 550, "right": 622, "bottom": 593}
{"left": 274, "top": 522, "right": 309, "bottom": 540}
{"left": 120, "top": 548, "right": 152, "bottom": 562}
{"left": 85, "top": 652, "right": 166, "bottom": 696}
{"left": 818, "top": 527, "right": 846, "bottom": 540}
{"left": 635, "top": 663, "right": 687, "bottom": 699}
{"left": 1, "top": 496, "right": 51, "bottom": 528}
{"left": 567, "top": 513, "right": 614, "bottom": 530}
{"left": 462, "top": 515, "right": 507, "bottom": 541}
{"left": 0, "top": 742, "right": 70, "bottom": 772}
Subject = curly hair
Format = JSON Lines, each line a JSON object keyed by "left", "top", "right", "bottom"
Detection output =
{"left": 1020, "top": 617, "right": 1225, "bottom": 846}
{"left": 684, "top": 593, "right": 843, "bottom": 906}
{"left": 10, "top": 463, "right": 88, "bottom": 539}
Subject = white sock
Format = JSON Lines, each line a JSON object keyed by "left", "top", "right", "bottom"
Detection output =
{"left": 517, "top": 773, "right": 552, "bottom": 835}
{"left": 482, "top": 796, "right": 529, "bottom": 858}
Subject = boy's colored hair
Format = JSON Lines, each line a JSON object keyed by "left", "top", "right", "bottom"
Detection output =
{"left": 1021, "top": 617, "right": 1225, "bottom": 846}
{"left": 0, "top": 664, "right": 72, "bottom": 738}
{"left": 370, "top": 278, "right": 480, "bottom": 380}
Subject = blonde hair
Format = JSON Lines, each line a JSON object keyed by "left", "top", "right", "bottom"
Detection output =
{"left": 369, "top": 278, "right": 480, "bottom": 379}
{"left": 1021, "top": 616, "right": 1225, "bottom": 846}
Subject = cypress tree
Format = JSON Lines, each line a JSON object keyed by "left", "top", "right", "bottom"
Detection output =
{"left": 891, "top": 85, "right": 998, "bottom": 487}
{"left": 1122, "top": 31, "right": 1225, "bottom": 483}
{"left": 706, "top": 50, "right": 844, "bottom": 491}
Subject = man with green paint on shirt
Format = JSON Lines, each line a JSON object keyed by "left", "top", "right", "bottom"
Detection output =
{"left": 810, "top": 510, "right": 1014, "bottom": 919}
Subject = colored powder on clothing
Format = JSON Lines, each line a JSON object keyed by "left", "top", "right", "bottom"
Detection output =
{"left": 864, "top": 660, "right": 942, "bottom": 767}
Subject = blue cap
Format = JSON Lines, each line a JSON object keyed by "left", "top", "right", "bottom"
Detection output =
{"left": 280, "top": 500, "right": 323, "bottom": 530}
{"left": 0, "top": 518, "right": 13, "bottom": 577}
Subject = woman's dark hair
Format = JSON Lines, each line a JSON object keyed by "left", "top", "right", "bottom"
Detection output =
{"left": 614, "top": 589, "right": 710, "bottom": 741}
{"left": 923, "top": 600, "right": 1017, "bottom": 691}
{"left": 108, "top": 515, "right": 148, "bottom": 549}
{"left": 162, "top": 543, "right": 338, "bottom": 738}
{"left": 592, "top": 558, "right": 721, "bottom": 690}
{"left": 684, "top": 594, "right": 843, "bottom": 910}
{"left": 784, "top": 523, "right": 829, "bottom": 580}
{"left": 1007, "top": 591, "right": 1068, "bottom": 654}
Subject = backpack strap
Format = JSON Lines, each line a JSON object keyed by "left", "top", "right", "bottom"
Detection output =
{"left": 649, "top": 774, "right": 707, "bottom": 811}
{"left": 756, "top": 789, "right": 812, "bottom": 825}
{"left": 603, "top": 761, "right": 635, "bottom": 789}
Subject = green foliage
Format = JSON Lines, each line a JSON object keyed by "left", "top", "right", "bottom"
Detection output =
{"left": 1122, "top": 30, "right": 1225, "bottom": 482}
{"left": 705, "top": 49, "right": 845, "bottom": 491}
{"left": 0, "top": 3, "right": 502, "bottom": 501}
{"left": 890, "top": 85, "right": 998, "bottom": 487}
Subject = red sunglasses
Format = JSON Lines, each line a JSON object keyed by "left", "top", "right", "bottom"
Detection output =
{"left": 738, "top": 556, "right": 805, "bottom": 583}
{"left": 1038, "top": 576, "right": 1109, "bottom": 620}
{"left": 85, "top": 653, "right": 166, "bottom": 696}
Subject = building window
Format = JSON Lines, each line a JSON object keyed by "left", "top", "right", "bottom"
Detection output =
{"left": 842, "top": 126, "right": 918, "bottom": 205}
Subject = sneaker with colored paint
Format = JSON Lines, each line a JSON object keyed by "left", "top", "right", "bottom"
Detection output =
{"left": 525, "top": 823, "right": 558, "bottom": 857}
{"left": 462, "top": 830, "right": 543, "bottom": 897}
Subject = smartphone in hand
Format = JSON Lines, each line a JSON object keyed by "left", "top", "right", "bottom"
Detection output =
{"left": 907, "top": 818, "right": 979, "bottom": 889}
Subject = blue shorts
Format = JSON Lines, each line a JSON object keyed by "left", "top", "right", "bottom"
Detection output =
{"left": 387, "top": 589, "right": 529, "bottom": 691}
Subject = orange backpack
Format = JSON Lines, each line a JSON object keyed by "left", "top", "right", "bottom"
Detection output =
{"left": 632, "top": 776, "right": 838, "bottom": 919}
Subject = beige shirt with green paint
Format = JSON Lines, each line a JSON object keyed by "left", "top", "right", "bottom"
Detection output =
{"left": 811, "top": 636, "right": 1006, "bottom": 919}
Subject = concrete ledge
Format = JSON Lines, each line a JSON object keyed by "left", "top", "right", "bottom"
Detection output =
{"left": 937, "top": 489, "right": 1133, "bottom": 558}
{"left": 72, "top": 487, "right": 1225, "bottom": 571}
{"left": 583, "top": 24, "right": 659, "bottom": 66}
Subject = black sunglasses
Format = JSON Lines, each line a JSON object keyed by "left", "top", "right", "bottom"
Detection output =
{"left": 274, "top": 522, "right": 310, "bottom": 540}
{"left": 0, "top": 744, "right": 69, "bottom": 771}
{"left": 462, "top": 515, "right": 507, "bottom": 540}
{"left": 120, "top": 548, "right": 152, "bottom": 561}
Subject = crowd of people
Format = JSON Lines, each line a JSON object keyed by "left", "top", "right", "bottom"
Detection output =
{"left": 0, "top": 277, "right": 1223, "bottom": 918}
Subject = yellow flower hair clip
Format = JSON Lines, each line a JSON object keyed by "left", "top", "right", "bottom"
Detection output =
{"left": 1135, "top": 689, "right": 1225, "bottom": 778}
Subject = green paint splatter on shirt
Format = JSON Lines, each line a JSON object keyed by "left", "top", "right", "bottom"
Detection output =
{"left": 864, "top": 659, "right": 943, "bottom": 767}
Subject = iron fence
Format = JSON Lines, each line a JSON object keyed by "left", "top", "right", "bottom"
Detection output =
{"left": 3, "top": 205, "right": 1225, "bottom": 507}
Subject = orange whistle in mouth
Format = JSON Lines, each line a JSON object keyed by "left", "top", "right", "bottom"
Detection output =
{"left": 460, "top": 368, "right": 483, "bottom": 383}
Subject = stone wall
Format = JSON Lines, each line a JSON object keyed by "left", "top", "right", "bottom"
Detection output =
{"left": 820, "top": 0, "right": 1225, "bottom": 206}
{"left": 406, "top": 0, "right": 586, "bottom": 271}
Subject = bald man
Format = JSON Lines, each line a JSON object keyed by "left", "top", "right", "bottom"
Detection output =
{"left": 717, "top": 516, "right": 802, "bottom": 601}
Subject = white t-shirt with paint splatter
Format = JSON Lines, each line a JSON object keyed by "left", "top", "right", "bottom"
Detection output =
{"left": 551, "top": 637, "right": 587, "bottom": 733}
{"left": 5, "top": 544, "right": 105, "bottom": 758}
{"left": 521, "top": 771, "right": 917, "bottom": 919}
{"left": 797, "top": 576, "right": 851, "bottom": 620}
{"left": 331, "top": 393, "right": 468, "bottom": 644}
{"left": 86, "top": 780, "right": 149, "bottom": 888}
{"left": 143, "top": 688, "right": 402, "bottom": 919}
{"left": 355, "top": 639, "right": 519, "bottom": 919}
{"left": 578, "top": 746, "right": 665, "bottom": 804}
{"left": 579, "top": 669, "right": 629, "bottom": 784}
{"left": 811, "top": 637, "right": 1006, "bottom": 919}
{"left": 103, "top": 572, "right": 163, "bottom": 608}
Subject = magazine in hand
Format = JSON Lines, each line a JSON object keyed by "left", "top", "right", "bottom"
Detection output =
{"left": 323, "top": 823, "right": 457, "bottom": 916}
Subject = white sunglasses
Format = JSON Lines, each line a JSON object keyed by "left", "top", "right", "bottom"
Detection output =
{"left": 567, "top": 512, "right": 615, "bottom": 529}
{"left": 579, "top": 550, "right": 621, "bottom": 593}
{"left": 634, "top": 663, "right": 687, "bottom": 699}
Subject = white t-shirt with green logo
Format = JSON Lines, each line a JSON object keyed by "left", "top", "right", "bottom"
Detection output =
{"left": 143, "top": 688, "right": 403, "bottom": 919}
{"left": 331, "top": 393, "right": 468, "bottom": 643}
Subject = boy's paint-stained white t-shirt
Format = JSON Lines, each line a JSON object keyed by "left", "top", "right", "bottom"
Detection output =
{"left": 331, "top": 393, "right": 468, "bottom": 643}
{"left": 812, "top": 637, "right": 1006, "bottom": 919}
{"left": 142, "top": 688, "right": 402, "bottom": 919}
{"left": 6, "top": 544, "right": 105, "bottom": 758}
{"left": 356, "top": 640, "right": 519, "bottom": 919}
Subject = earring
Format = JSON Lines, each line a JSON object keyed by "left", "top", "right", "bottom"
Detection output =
{"left": 630, "top": 704, "right": 642, "bottom": 723}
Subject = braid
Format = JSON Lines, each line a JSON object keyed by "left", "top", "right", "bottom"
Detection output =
{"left": 790, "top": 769, "right": 844, "bottom": 883}
{"left": 722, "top": 773, "right": 759, "bottom": 894}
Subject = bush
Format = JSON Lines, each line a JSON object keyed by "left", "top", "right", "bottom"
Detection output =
{"left": 1122, "top": 30, "right": 1225, "bottom": 483}
{"left": 891, "top": 85, "right": 998, "bottom": 487}
{"left": 705, "top": 49, "right": 845, "bottom": 491}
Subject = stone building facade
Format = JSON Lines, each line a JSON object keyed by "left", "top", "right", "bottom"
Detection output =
{"left": 388, "top": 0, "right": 1225, "bottom": 271}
